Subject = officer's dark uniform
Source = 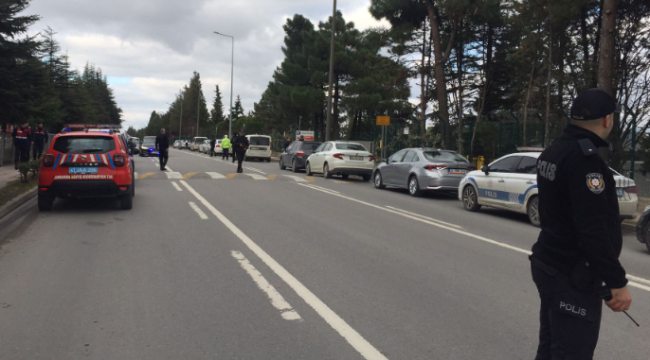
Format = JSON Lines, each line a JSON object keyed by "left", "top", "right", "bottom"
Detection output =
{"left": 232, "top": 133, "right": 249, "bottom": 173}
{"left": 33, "top": 126, "right": 48, "bottom": 160}
{"left": 210, "top": 137, "right": 217, "bottom": 157}
{"left": 11, "top": 125, "right": 32, "bottom": 169}
{"left": 530, "top": 89, "right": 627, "bottom": 359}
{"left": 155, "top": 132, "right": 169, "bottom": 171}
{"left": 231, "top": 133, "right": 239, "bottom": 163}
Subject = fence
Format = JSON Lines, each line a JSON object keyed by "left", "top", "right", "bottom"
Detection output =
{"left": 1, "top": 133, "right": 14, "bottom": 167}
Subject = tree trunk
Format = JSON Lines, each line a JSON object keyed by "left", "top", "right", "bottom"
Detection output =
{"left": 523, "top": 64, "right": 536, "bottom": 147}
{"left": 420, "top": 23, "right": 427, "bottom": 146}
{"left": 557, "top": 31, "right": 565, "bottom": 110}
{"left": 544, "top": 26, "right": 553, "bottom": 146}
{"left": 597, "top": 0, "right": 618, "bottom": 96}
{"left": 456, "top": 22, "right": 464, "bottom": 155}
{"left": 333, "top": 76, "right": 340, "bottom": 139}
{"left": 580, "top": 6, "right": 592, "bottom": 88}
{"left": 426, "top": 2, "right": 456, "bottom": 149}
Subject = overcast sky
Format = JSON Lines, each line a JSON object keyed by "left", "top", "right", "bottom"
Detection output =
{"left": 23, "top": 0, "right": 397, "bottom": 130}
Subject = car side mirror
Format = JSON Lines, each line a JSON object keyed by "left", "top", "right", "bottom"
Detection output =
{"left": 481, "top": 165, "right": 489, "bottom": 175}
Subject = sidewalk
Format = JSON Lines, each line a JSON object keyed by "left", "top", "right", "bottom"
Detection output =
{"left": 0, "top": 164, "right": 19, "bottom": 189}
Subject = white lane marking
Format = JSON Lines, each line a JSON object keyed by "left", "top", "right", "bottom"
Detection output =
{"left": 244, "top": 173, "right": 268, "bottom": 180}
{"left": 179, "top": 180, "right": 388, "bottom": 360}
{"left": 166, "top": 172, "right": 183, "bottom": 180}
{"left": 134, "top": 172, "right": 139, "bottom": 178}
{"left": 298, "top": 183, "right": 650, "bottom": 292}
{"left": 385, "top": 206, "right": 463, "bottom": 229}
{"left": 283, "top": 175, "right": 308, "bottom": 183}
{"left": 188, "top": 201, "right": 208, "bottom": 220}
{"left": 332, "top": 180, "right": 352, "bottom": 184}
{"left": 171, "top": 181, "right": 183, "bottom": 191}
{"left": 302, "top": 184, "right": 340, "bottom": 195}
{"left": 231, "top": 251, "right": 302, "bottom": 321}
{"left": 206, "top": 172, "right": 226, "bottom": 180}
{"left": 244, "top": 166, "right": 266, "bottom": 174}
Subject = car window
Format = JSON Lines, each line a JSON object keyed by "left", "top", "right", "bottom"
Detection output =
{"left": 335, "top": 143, "right": 367, "bottom": 151}
{"left": 249, "top": 137, "right": 270, "bottom": 146}
{"left": 389, "top": 149, "right": 407, "bottom": 164}
{"left": 324, "top": 143, "right": 333, "bottom": 152}
{"left": 314, "top": 143, "right": 325, "bottom": 152}
{"left": 515, "top": 156, "right": 538, "bottom": 174}
{"left": 53, "top": 136, "right": 116, "bottom": 154}
{"left": 301, "top": 142, "right": 321, "bottom": 152}
{"left": 403, "top": 151, "right": 416, "bottom": 163}
{"left": 423, "top": 151, "right": 468, "bottom": 163}
{"left": 490, "top": 156, "right": 520, "bottom": 173}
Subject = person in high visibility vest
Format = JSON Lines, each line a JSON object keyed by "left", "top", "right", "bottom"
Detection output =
{"left": 32, "top": 122, "right": 48, "bottom": 160}
{"left": 11, "top": 121, "right": 32, "bottom": 169}
{"left": 221, "top": 135, "right": 231, "bottom": 161}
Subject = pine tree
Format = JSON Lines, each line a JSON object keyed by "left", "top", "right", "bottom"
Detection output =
{"left": 211, "top": 85, "right": 225, "bottom": 123}
{"left": 232, "top": 95, "right": 245, "bottom": 120}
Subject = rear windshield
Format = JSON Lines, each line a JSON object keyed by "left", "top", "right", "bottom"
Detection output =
{"left": 335, "top": 143, "right": 367, "bottom": 151}
{"left": 249, "top": 137, "right": 270, "bottom": 146}
{"left": 423, "top": 151, "right": 469, "bottom": 163}
{"left": 300, "top": 142, "right": 322, "bottom": 151}
{"left": 194, "top": 138, "right": 206, "bottom": 143}
{"left": 142, "top": 138, "right": 156, "bottom": 146}
{"left": 53, "top": 136, "right": 116, "bottom": 154}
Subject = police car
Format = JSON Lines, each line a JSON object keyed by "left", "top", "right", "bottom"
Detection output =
{"left": 38, "top": 125, "right": 135, "bottom": 211}
{"left": 459, "top": 152, "right": 638, "bottom": 226}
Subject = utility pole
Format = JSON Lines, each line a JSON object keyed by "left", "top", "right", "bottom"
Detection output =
{"left": 179, "top": 94, "right": 183, "bottom": 141}
{"left": 325, "top": 0, "right": 337, "bottom": 141}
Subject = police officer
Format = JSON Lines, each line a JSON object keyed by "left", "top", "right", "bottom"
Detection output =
{"left": 231, "top": 132, "right": 239, "bottom": 163}
{"left": 530, "top": 88, "right": 632, "bottom": 359}
{"left": 209, "top": 135, "right": 217, "bottom": 157}
{"left": 221, "top": 135, "right": 231, "bottom": 161}
{"left": 32, "top": 122, "right": 48, "bottom": 160}
{"left": 155, "top": 128, "right": 169, "bottom": 171}
{"left": 11, "top": 121, "right": 32, "bottom": 169}
{"left": 232, "top": 130, "right": 249, "bottom": 173}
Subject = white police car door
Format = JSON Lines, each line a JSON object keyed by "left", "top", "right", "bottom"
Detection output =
{"left": 477, "top": 155, "right": 520, "bottom": 206}
{"left": 504, "top": 155, "right": 538, "bottom": 209}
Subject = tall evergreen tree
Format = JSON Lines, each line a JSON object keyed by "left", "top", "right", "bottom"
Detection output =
{"left": 232, "top": 95, "right": 245, "bottom": 120}
{"left": 211, "top": 85, "right": 225, "bottom": 123}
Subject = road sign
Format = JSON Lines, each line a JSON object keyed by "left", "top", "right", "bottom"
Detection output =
{"left": 296, "top": 130, "right": 315, "bottom": 141}
{"left": 376, "top": 116, "right": 390, "bottom": 126}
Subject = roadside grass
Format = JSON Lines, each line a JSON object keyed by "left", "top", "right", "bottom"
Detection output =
{"left": 0, "top": 179, "right": 37, "bottom": 208}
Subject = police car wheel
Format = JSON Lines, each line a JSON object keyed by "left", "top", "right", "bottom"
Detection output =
{"left": 527, "top": 196, "right": 541, "bottom": 227}
{"left": 462, "top": 185, "right": 481, "bottom": 212}
{"left": 408, "top": 176, "right": 422, "bottom": 197}
{"left": 374, "top": 171, "right": 386, "bottom": 189}
{"left": 38, "top": 194, "right": 54, "bottom": 211}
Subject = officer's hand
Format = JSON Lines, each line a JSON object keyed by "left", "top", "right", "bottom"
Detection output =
{"left": 606, "top": 286, "right": 632, "bottom": 312}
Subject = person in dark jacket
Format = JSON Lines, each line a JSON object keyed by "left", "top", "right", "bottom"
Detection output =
{"left": 32, "top": 122, "right": 48, "bottom": 160}
{"left": 530, "top": 88, "right": 632, "bottom": 359}
{"left": 283, "top": 138, "right": 292, "bottom": 150}
{"left": 11, "top": 121, "right": 32, "bottom": 169}
{"left": 209, "top": 136, "right": 217, "bottom": 157}
{"left": 155, "top": 128, "right": 169, "bottom": 171}
{"left": 231, "top": 132, "right": 239, "bottom": 163}
{"left": 232, "top": 130, "right": 249, "bottom": 173}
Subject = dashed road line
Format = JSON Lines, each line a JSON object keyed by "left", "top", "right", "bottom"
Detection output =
{"left": 188, "top": 201, "right": 208, "bottom": 220}
{"left": 283, "top": 175, "right": 308, "bottom": 183}
{"left": 386, "top": 206, "right": 463, "bottom": 229}
{"left": 166, "top": 171, "right": 183, "bottom": 180}
{"left": 171, "top": 181, "right": 183, "bottom": 191}
{"left": 245, "top": 173, "right": 269, "bottom": 181}
{"left": 206, "top": 172, "right": 226, "bottom": 180}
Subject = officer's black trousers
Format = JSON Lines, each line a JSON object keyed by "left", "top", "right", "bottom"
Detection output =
{"left": 159, "top": 150, "right": 168, "bottom": 170}
{"left": 222, "top": 148, "right": 229, "bottom": 160}
{"left": 235, "top": 151, "right": 245, "bottom": 171}
{"left": 33, "top": 142, "right": 44, "bottom": 160}
{"left": 14, "top": 143, "right": 30, "bottom": 168}
{"left": 531, "top": 258, "right": 602, "bottom": 360}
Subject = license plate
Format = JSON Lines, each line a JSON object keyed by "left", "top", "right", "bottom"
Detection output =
{"left": 69, "top": 167, "right": 98, "bottom": 175}
{"left": 448, "top": 169, "right": 467, "bottom": 175}
{"left": 617, "top": 189, "right": 624, "bottom": 197}
{"left": 350, "top": 156, "right": 364, "bottom": 161}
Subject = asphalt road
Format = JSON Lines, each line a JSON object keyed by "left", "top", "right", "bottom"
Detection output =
{"left": 0, "top": 148, "right": 649, "bottom": 360}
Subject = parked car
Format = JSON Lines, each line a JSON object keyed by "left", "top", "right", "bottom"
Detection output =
{"left": 173, "top": 140, "right": 181, "bottom": 148}
{"left": 280, "top": 141, "right": 322, "bottom": 172}
{"left": 245, "top": 135, "right": 272, "bottom": 162}
{"left": 635, "top": 206, "right": 650, "bottom": 253}
{"left": 459, "top": 152, "right": 638, "bottom": 227}
{"left": 190, "top": 137, "right": 207, "bottom": 151}
{"left": 199, "top": 139, "right": 211, "bottom": 153}
{"left": 374, "top": 148, "right": 476, "bottom": 196}
{"left": 139, "top": 136, "right": 159, "bottom": 157}
{"left": 213, "top": 139, "right": 223, "bottom": 154}
{"left": 305, "top": 141, "right": 374, "bottom": 181}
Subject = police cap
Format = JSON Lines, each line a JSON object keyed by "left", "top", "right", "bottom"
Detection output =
{"left": 570, "top": 88, "right": 621, "bottom": 121}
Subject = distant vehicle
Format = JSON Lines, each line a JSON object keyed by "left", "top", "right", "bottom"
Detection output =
{"left": 305, "top": 141, "right": 374, "bottom": 181}
{"left": 635, "top": 206, "right": 650, "bottom": 253}
{"left": 199, "top": 139, "right": 211, "bottom": 153}
{"left": 173, "top": 140, "right": 181, "bottom": 148}
{"left": 213, "top": 139, "right": 223, "bottom": 154}
{"left": 459, "top": 152, "right": 638, "bottom": 227}
{"left": 245, "top": 135, "right": 272, "bottom": 162}
{"left": 190, "top": 137, "right": 207, "bottom": 151}
{"left": 280, "top": 141, "right": 322, "bottom": 172}
{"left": 374, "top": 148, "right": 476, "bottom": 196}
{"left": 38, "top": 129, "right": 134, "bottom": 211}
{"left": 139, "top": 136, "right": 159, "bottom": 157}
{"left": 129, "top": 138, "right": 141, "bottom": 154}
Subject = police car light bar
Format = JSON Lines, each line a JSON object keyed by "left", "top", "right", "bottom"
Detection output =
{"left": 63, "top": 124, "right": 122, "bottom": 129}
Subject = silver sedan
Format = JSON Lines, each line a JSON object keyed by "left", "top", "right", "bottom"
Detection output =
{"left": 373, "top": 148, "right": 476, "bottom": 196}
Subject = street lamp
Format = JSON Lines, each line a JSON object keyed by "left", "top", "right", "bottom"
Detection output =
{"left": 214, "top": 31, "right": 234, "bottom": 138}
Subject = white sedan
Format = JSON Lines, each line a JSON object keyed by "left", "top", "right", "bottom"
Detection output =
{"left": 305, "top": 141, "right": 375, "bottom": 181}
{"left": 198, "top": 139, "right": 212, "bottom": 153}
{"left": 459, "top": 152, "right": 638, "bottom": 227}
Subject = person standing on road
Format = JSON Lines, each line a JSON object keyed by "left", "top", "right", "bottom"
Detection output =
{"left": 155, "top": 128, "right": 169, "bottom": 171}
{"left": 221, "top": 135, "right": 231, "bottom": 161}
{"left": 11, "top": 121, "right": 32, "bottom": 170}
{"left": 530, "top": 88, "right": 632, "bottom": 360}
{"left": 231, "top": 132, "right": 239, "bottom": 163}
{"left": 232, "top": 130, "right": 249, "bottom": 173}
{"left": 210, "top": 135, "right": 217, "bottom": 157}
{"left": 32, "top": 122, "right": 47, "bottom": 160}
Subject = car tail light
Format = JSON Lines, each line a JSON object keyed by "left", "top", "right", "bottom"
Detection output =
{"left": 270, "top": 142, "right": 272, "bottom": 150}
{"left": 369, "top": 156, "right": 375, "bottom": 162}
{"left": 217, "top": 145, "right": 221, "bottom": 148}
{"left": 119, "top": 186, "right": 128, "bottom": 190}
{"left": 333, "top": 153, "right": 344, "bottom": 160}
{"left": 296, "top": 151, "right": 305, "bottom": 157}
{"left": 43, "top": 154, "right": 54, "bottom": 167}
{"left": 425, "top": 165, "right": 447, "bottom": 171}
{"left": 114, "top": 154, "right": 125, "bottom": 167}
{"left": 624, "top": 186, "right": 638, "bottom": 194}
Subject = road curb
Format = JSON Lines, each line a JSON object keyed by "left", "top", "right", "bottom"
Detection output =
{"left": 0, "top": 187, "right": 37, "bottom": 221}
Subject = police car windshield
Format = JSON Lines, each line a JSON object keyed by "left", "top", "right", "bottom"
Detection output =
{"left": 53, "top": 137, "right": 116, "bottom": 154}
{"left": 423, "top": 151, "right": 468, "bottom": 163}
